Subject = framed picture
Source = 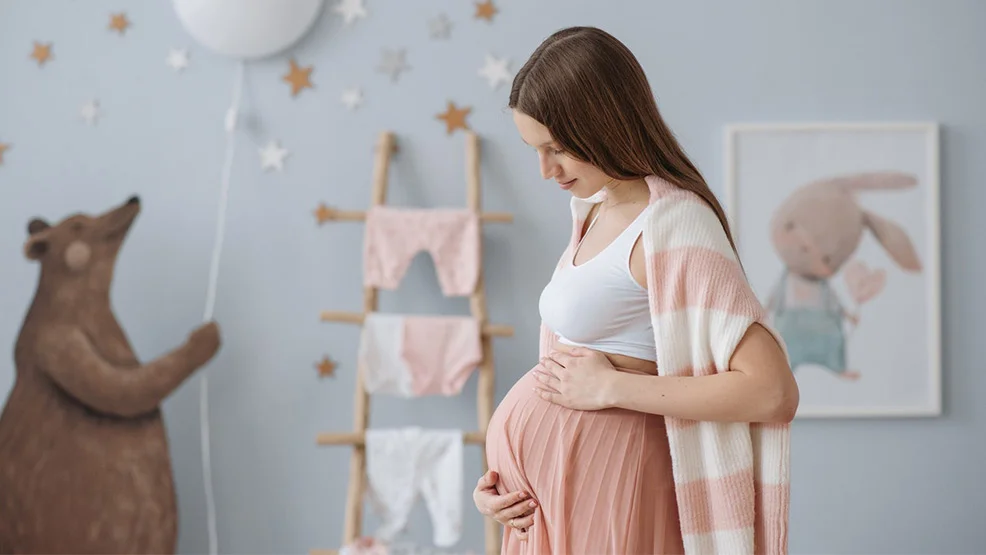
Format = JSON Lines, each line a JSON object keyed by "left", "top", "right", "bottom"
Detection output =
{"left": 723, "top": 122, "right": 941, "bottom": 418}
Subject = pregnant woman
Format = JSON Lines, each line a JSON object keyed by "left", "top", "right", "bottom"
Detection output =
{"left": 475, "top": 27, "right": 799, "bottom": 554}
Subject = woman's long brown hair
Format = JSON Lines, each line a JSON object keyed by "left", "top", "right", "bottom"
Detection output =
{"left": 509, "top": 26, "right": 739, "bottom": 256}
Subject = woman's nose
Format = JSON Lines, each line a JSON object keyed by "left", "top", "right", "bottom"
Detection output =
{"left": 539, "top": 157, "right": 559, "bottom": 180}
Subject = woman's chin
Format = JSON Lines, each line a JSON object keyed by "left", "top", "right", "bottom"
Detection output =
{"left": 569, "top": 184, "right": 602, "bottom": 199}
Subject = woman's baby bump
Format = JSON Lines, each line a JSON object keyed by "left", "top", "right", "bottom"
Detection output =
{"left": 485, "top": 354, "right": 663, "bottom": 503}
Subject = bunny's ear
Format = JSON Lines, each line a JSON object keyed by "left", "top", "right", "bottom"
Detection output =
{"left": 819, "top": 171, "right": 918, "bottom": 191}
{"left": 862, "top": 210, "right": 922, "bottom": 271}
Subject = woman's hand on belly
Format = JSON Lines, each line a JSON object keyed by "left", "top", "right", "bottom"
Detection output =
{"left": 533, "top": 346, "right": 621, "bottom": 411}
{"left": 472, "top": 470, "right": 538, "bottom": 539}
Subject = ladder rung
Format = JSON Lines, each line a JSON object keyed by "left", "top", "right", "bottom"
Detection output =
{"left": 320, "top": 310, "right": 513, "bottom": 337}
{"left": 317, "top": 430, "right": 486, "bottom": 446}
{"left": 318, "top": 207, "right": 513, "bottom": 223}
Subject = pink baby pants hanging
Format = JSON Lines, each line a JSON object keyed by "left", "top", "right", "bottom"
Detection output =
{"left": 362, "top": 206, "right": 480, "bottom": 297}
{"left": 358, "top": 312, "right": 483, "bottom": 397}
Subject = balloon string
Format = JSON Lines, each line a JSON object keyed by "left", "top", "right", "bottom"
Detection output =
{"left": 201, "top": 58, "right": 245, "bottom": 555}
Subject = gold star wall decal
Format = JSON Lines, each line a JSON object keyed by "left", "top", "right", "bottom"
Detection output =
{"left": 283, "top": 59, "right": 314, "bottom": 97}
{"left": 436, "top": 101, "right": 472, "bottom": 135}
{"left": 474, "top": 1, "right": 497, "bottom": 22}
{"left": 30, "top": 42, "right": 53, "bottom": 66}
{"left": 316, "top": 356, "right": 338, "bottom": 378}
{"left": 108, "top": 12, "right": 131, "bottom": 35}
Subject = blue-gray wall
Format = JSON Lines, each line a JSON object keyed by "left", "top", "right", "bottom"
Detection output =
{"left": 1, "top": 1, "right": 983, "bottom": 553}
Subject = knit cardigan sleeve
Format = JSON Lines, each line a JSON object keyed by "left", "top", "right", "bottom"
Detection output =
{"left": 640, "top": 177, "right": 791, "bottom": 555}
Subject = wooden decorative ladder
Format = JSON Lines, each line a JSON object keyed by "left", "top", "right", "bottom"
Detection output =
{"left": 312, "top": 130, "right": 513, "bottom": 555}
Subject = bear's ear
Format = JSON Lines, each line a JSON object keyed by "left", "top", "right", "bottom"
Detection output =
{"left": 24, "top": 219, "right": 51, "bottom": 260}
{"left": 28, "top": 218, "right": 50, "bottom": 235}
{"left": 24, "top": 236, "right": 48, "bottom": 260}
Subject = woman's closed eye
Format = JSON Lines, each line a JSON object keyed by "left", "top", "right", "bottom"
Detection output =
{"left": 534, "top": 145, "right": 564, "bottom": 156}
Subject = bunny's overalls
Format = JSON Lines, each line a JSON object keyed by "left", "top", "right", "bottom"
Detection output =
{"left": 770, "top": 270, "right": 847, "bottom": 374}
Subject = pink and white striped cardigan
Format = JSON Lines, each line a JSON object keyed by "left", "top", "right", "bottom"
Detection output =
{"left": 538, "top": 174, "right": 791, "bottom": 555}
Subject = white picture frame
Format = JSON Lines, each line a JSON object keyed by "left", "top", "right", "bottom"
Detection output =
{"left": 723, "top": 122, "right": 941, "bottom": 418}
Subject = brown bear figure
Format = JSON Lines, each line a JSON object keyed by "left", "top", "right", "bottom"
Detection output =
{"left": 0, "top": 195, "right": 221, "bottom": 554}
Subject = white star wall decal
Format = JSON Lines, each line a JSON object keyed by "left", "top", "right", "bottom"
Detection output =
{"left": 478, "top": 54, "right": 512, "bottom": 89}
{"left": 81, "top": 100, "right": 101, "bottom": 126}
{"left": 341, "top": 88, "right": 363, "bottom": 111}
{"left": 259, "top": 140, "right": 289, "bottom": 172}
{"left": 334, "top": 0, "right": 367, "bottom": 25}
{"left": 377, "top": 49, "right": 409, "bottom": 82}
{"left": 166, "top": 48, "right": 190, "bottom": 72}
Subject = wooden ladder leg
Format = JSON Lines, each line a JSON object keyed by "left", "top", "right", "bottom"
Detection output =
{"left": 341, "top": 130, "right": 396, "bottom": 546}
{"left": 464, "top": 131, "right": 502, "bottom": 555}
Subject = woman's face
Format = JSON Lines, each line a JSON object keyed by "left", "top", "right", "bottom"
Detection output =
{"left": 513, "top": 110, "right": 612, "bottom": 199}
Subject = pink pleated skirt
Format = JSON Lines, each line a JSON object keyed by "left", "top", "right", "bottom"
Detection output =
{"left": 486, "top": 367, "right": 684, "bottom": 554}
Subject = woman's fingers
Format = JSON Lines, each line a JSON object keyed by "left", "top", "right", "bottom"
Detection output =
{"left": 470, "top": 471, "right": 538, "bottom": 536}
{"left": 507, "top": 512, "right": 536, "bottom": 541}
{"left": 475, "top": 488, "right": 536, "bottom": 522}
{"left": 489, "top": 490, "right": 531, "bottom": 513}
{"left": 475, "top": 470, "right": 498, "bottom": 489}
{"left": 532, "top": 372, "right": 561, "bottom": 394}
{"left": 494, "top": 497, "right": 538, "bottom": 522}
{"left": 509, "top": 514, "right": 536, "bottom": 530}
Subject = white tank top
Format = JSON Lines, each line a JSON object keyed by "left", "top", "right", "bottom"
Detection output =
{"left": 538, "top": 206, "right": 656, "bottom": 361}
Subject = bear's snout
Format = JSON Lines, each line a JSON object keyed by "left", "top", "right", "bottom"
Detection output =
{"left": 126, "top": 195, "right": 140, "bottom": 206}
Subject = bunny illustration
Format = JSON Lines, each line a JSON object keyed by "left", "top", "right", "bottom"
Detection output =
{"left": 765, "top": 171, "right": 923, "bottom": 380}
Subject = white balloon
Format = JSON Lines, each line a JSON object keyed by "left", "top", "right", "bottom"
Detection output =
{"left": 172, "top": 0, "right": 325, "bottom": 60}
